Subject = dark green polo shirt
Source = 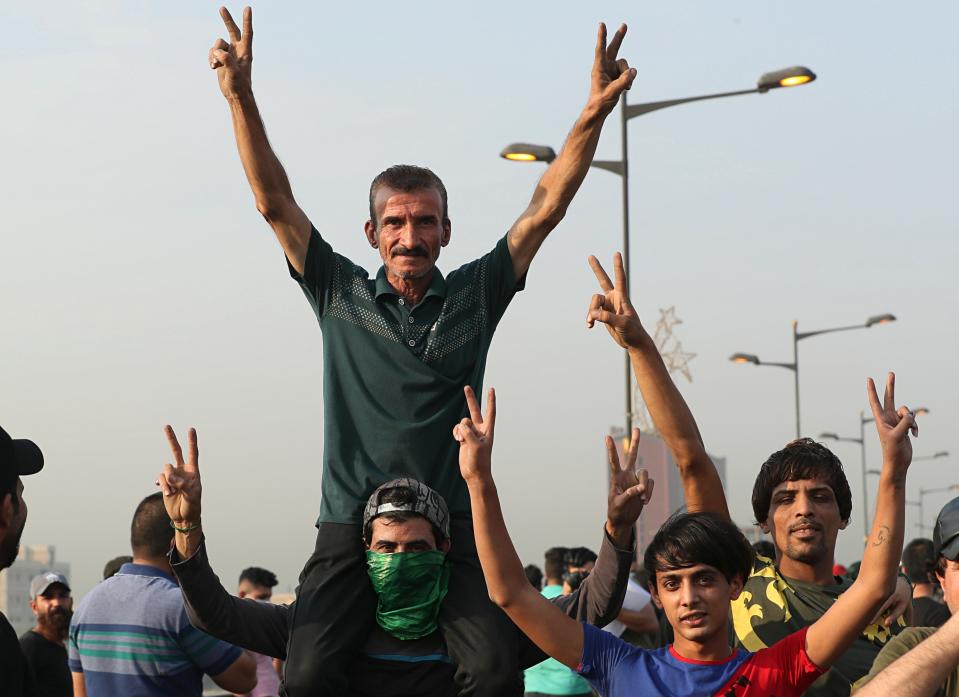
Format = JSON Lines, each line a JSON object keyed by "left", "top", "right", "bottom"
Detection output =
{"left": 292, "top": 227, "right": 524, "bottom": 524}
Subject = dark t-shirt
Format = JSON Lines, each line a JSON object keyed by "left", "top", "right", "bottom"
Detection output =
{"left": 1, "top": 612, "right": 32, "bottom": 697}
{"left": 19, "top": 631, "right": 72, "bottom": 697}
{"left": 731, "top": 555, "right": 903, "bottom": 697}
{"left": 291, "top": 228, "right": 524, "bottom": 524}
{"left": 912, "top": 597, "right": 950, "bottom": 628}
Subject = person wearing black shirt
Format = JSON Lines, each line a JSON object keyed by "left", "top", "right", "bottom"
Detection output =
{"left": 20, "top": 572, "right": 73, "bottom": 697}
{"left": 0, "top": 424, "right": 45, "bottom": 697}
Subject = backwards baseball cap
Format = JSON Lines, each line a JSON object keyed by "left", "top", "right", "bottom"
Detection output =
{"left": 30, "top": 571, "right": 70, "bottom": 599}
{"left": 362, "top": 478, "right": 450, "bottom": 541}
{"left": 933, "top": 496, "right": 959, "bottom": 561}
{"left": 0, "top": 426, "right": 44, "bottom": 479}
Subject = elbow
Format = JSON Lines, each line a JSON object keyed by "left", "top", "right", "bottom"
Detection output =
{"left": 255, "top": 195, "right": 290, "bottom": 222}
{"left": 488, "top": 587, "right": 516, "bottom": 610}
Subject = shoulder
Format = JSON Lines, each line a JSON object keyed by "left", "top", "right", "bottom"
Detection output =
{"left": 877, "top": 626, "right": 937, "bottom": 657}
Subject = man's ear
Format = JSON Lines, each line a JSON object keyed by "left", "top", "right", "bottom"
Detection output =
{"left": 440, "top": 538, "right": 451, "bottom": 554}
{"left": 728, "top": 575, "right": 745, "bottom": 602}
{"left": 0, "top": 493, "right": 13, "bottom": 531}
{"left": 758, "top": 519, "right": 770, "bottom": 535}
{"left": 441, "top": 219, "right": 451, "bottom": 247}
{"left": 364, "top": 220, "right": 378, "bottom": 248}
{"left": 839, "top": 518, "right": 849, "bottom": 530}
{"left": 29, "top": 598, "right": 38, "bottom": 615}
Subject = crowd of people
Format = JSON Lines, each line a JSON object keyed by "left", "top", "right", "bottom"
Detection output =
{"left": 3, "top": 5, "right": 959, "bottom": 697}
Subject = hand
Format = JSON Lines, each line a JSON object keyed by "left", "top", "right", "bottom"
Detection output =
{"left": 871, "top": 576, "right": 913, "bottom": 628}
{"left": 588, "top": 23, "right": 637, "bottom": 116}
{"left": 586, "top": 253, "right": 648, "bottom": 350}
{"left": 606, "top": 427, "right": 654, "bottom": 533}
{"left": 866, "top": 372, "right": 917, "bottom": 475}
{"left": 453, "top": 386, "right": 496, "bottom": 484}
{"left": 210, "top": 7, "right": 253, "bottom": 100}
{"left": 156, "top": 425, "right": 202, "bottom": 526}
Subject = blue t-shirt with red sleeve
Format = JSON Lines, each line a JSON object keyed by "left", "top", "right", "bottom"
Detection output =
{"left": 577, "top": 623, "right": 823, "bottom": 697}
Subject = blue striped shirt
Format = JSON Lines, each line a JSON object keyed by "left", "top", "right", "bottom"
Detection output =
{"left": 68, "top": 563, "right": 242, "bottom": 696}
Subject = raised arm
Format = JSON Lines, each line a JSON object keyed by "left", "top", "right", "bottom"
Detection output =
{"left": 853, "top": 613, "right": 959, "bottom": 697}
{"left": 211, "top": 7, "right": 311, "bottom": 274}
{"left": 506, "top": 24, "right": 636, "bottom": 279}
{"left": 455, "top": 386, "right": 651, "bottom": 669}
{"left": 553, "top": 428, "right": 654, "bottom": 627}
{"left": 156, "top": 426, "right": 290, "bottom": 658}
{"left": 804, "top": 373, "right": 916, "bottom": 669}
{"left": 586, "top": 253, "right": 728, "bottom": 519}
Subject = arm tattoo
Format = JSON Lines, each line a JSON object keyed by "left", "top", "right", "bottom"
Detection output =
{"left": 873, "top": 525, "right": 890, "bottom": 547}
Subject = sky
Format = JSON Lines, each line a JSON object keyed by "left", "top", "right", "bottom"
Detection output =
{"left": 2, "top": 0, "right": 958, "bottom": 598}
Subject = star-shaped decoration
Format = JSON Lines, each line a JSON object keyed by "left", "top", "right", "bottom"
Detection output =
{"left": 662, "top": 341, "right": 697, "bottom": 382}
{"left": 655, "top": 306, "right": 682, "bottom": 337}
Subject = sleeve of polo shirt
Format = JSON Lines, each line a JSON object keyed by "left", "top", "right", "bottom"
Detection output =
{"left": 67, "top": 624, "right": 82, "bottom": 673}
{"left": 177, "top": 609, "right": 244, "bottom": 678}
{"left": 287, "top": 225, "right": 337, "bottom": 317}
{"left": 483, "top": 234, "right": 527, "bottom": 326}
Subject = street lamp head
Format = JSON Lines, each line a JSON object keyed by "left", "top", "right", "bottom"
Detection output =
{"left": 819, "top": 432, "right": 840, "bottom": 440}
{"left": 914, "top": 407, "right": 930, "bottom": 417}
{"left": 757, "top": 66, "right": 817, "bottom": 93}
{"left": 729, "top": 352, "right": 760, "bottom": 365}
{"left": 499, "top": 143, "right": 556, "bottom": 163}
{"left": 935, "top": 451, "right": 950, "bottom": 458}
{"left": 865, "top": 313, "right": 896, "bottom": 327}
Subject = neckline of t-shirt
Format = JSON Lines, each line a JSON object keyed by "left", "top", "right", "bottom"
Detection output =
{"left": 668, "top": 644, "right": 742, "bottom": 665}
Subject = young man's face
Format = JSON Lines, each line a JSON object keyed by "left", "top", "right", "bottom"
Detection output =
{"left": 937, "top": 558, "right": 959, "bottom": 614}
{"left": 650, "top": 563, "right": 743, "bottom": 644}
{"left": 763, "top": 478, "right": 846, "bottom": 567}
{"left": 368, "top": 515, "right": 450, "bottom": 554}
{"left": 364, "top": 186, "right": 451, "bottom": 282}
{"left": 237, "top": 580, "right": 273, "bottom": 601}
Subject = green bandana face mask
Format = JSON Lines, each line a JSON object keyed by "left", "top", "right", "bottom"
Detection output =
{"left": 366, "top": 550, "right": 450, "bottom": 640}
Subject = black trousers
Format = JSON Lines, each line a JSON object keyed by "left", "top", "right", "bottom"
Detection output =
{"left": 283, "top": 515, "right": 522, "bottom": 696}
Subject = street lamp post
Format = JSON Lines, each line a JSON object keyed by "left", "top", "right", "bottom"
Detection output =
{"left": 821, "top": 416, "right": 933, "bottom": 538}
{"left": 502, "top": 67, "right": 816, "bottom": 436}
{"left": 731, "top": 314, "right": 896, "bottom": 439}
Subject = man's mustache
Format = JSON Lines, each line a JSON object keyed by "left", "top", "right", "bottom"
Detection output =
{"left": 391, "top": 245, "right": 428, "bottom": 258}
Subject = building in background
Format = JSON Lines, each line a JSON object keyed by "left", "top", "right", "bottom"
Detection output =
{"left": 0, "top": 545, "right": 71, "bottom": 636}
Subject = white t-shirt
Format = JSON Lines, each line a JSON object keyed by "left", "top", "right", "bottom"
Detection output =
{"left": 601, "top": 577, "right": 651, "bottom": 637}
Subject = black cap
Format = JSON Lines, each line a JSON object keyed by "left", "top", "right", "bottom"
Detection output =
{"left": 933, "top": 496, "right": 959, "bottom": 561}
{"left": 0, "top": 426, "right": 44, "bottom": 478}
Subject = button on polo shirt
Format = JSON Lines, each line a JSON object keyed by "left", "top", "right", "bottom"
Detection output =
{"left": 291, "top": 227, "right": 525, "bottom": 524}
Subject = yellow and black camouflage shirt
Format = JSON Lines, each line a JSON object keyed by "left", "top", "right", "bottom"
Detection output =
{"left": 731, "top": 555, "right": 904, "bottom": 697}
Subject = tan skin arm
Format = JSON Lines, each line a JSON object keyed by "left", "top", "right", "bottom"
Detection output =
{"left": 455, "top": 386, "right": 652, "bottom": 669}
{"left": 210, "top": 7, "right": 311, "bottom": 275}
{"left": 586, "top": 253, "right": 729, "bottom": 519}
{"left": 72, "top": 673, "right": 87, "bottom": 697}
{"left": 506, "top": 24, "right": 637, "bottom": 279}
{"left": 210, "top": 651, "right": 257, "bottom": 693}
{"left": 804, "top": 373, "right": 916, "bottom": 669}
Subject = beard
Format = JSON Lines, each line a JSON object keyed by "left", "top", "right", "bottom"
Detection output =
{"left": 0, "top": 513, "right": 25, "bottom": 570}
{"left": 38, "top": 608, "right": 72, "bottom": 641}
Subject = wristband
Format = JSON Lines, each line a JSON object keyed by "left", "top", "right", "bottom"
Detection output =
{"left": 170, "top": 520, "right": 201, "bottom": 533}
